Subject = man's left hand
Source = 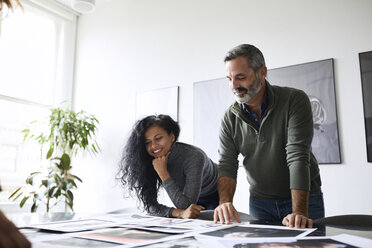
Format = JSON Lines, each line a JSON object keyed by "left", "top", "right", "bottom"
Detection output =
{"left": 282, "top": 213, "right": 313, "bottom": 228}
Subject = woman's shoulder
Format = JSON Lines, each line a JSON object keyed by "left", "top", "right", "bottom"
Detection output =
{"left": 172, "top": 142, "right": 211, "bottom": 170}
{"left": 175, "top": 142, "right": 203, "bottom": 153}
{"left": 173, "top": 142, "right": 206, "bottom": 159}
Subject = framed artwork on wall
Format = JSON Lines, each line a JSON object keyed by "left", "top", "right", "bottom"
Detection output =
{"left": 194, "top": 59, "right": 341, "bottom": 164}
{"left": 136, "top": 86, "right": 179, "bottom": 121}
{"left": 359, "top": 51, "right": 372, "bottom": 163}
{"left": 267, "top": 59, "right": 341, "bottom": 164}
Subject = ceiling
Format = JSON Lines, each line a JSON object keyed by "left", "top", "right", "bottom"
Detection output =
{"left": 54, "top": 0, "right": 107, "bottom": 15}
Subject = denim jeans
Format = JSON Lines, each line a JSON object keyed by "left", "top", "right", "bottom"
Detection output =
{"left": 197, "top": 190, "right": 219, "bottom": 210}
{"left": 249, "top": 188, "right": 325, "bottom": 221}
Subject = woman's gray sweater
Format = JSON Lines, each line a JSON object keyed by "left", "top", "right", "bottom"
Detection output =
{"left": 148, "top": 142, "right": 218, "bottom": 217}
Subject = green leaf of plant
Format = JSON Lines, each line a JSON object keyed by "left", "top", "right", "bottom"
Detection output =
{"left": 55, "top": 189, "right": 61, "bottom": 198}
{"left": 20, "top": 196, "right": 30, "bottom": 208}
{"left": 68, "top": 179, "right": 77, "bottom": 188}
{"left": 8, "top": 187, "right": 22, "bottom": 199}
{"left": 72, "top": 174, "right": 83, "bottom": 183}
{"left": 67, "top": 190, "right": 74, "bottom": 202}
{"left": 13, "top": 192, "right": 23, "bottom": 202}
{"left": 55, "top": 162, "right": 63, "bottom": 170}
{"left": 22, "top": 129, "right": 30, "bottom": 141}
{"left": 92, "top": 143, "right": 98, "bottom": 153}
{"left": 67, "top": 201, "right": 74, "bottom": 211}
{"left": 61, "top": 181, "right": 67, "bottom": 191}
{"left": 60, "top": 154, "right": 71, "bottom": 170}
{"left": 67, "top": 190, "right": 74, "bottom": 201}
{"left": 41, "top": 180, "right": 48, "bottom": 188}
{"left": 46, "top": 147, "right": 54, "bottom": 159}
{"left": 25, "top": 172, "right": 41, "bottom": 185}
{"left": 31, "top": 203, "right": 38, "bottom": 213}
{"left": 33, "top": 194, "right": 40, "bottom": 200}
{"left": 26, "top": 176, "right": 34, "bottom": 185}
{"left": 48, "top": 186, "right": 57, "bottom": 197}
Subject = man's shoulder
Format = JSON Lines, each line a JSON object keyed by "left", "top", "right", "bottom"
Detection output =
{"left": 270, "top": 84, "right": 306, "bottom": 96}
{"left": 223, "top": 102, "right": 240, "bottom": 115}
{"left": 269, "top": 84, "right": 309, "bottom": 104}
{"left": 221, "top": 102, "right": 241, "bottom": 121}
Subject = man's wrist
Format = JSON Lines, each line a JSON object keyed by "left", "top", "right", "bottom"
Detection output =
{"left": 219, "top": 198, "right": 232, "bottom": 204}
{"left": 292, "top": 203, "right": 308, "bottom": 216}
{"left": 291, "top": 211, "right": 308, "bottom": 216}
{"left": 291, "top": 189, "right": 309, "bottom": 217}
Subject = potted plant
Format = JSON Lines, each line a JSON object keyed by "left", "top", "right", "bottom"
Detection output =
{"left": 9, "top": 107, "right": 100, "bottom": 212}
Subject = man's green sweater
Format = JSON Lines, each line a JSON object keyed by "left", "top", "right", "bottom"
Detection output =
{"left": 218, "top": 81, "right": 322, "bottom": 200}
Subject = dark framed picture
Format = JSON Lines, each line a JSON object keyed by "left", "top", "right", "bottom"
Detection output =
{"left": 267, "top": 59, "right": 341, "bottom": 164}
{"left": 359, "top": 51, "right": 372, "bottom": 162}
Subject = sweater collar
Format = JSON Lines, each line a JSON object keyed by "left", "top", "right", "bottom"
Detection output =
{"left": 230, "top": 80, "right": 276, "bottom": 123}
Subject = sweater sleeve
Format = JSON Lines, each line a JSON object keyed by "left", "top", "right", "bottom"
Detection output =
{"left": 147, "top": 201, "right": 174, "bottom": 218}
{"left": 162, "top": 152, "right": 204, "bottom": 209}
{"left": 217, "top": 110, "right": 240, "bottom": 180}
{"left": 286, "top": 90, "right": 313, "bottom": 191}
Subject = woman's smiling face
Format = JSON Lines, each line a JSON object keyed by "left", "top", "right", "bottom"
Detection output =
{"left": 144, "top": 125, "right": 175, "bottom": 158}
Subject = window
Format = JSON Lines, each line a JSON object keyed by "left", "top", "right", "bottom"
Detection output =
{"left": 0, "top": 0, "right": 77, "bottom": 203}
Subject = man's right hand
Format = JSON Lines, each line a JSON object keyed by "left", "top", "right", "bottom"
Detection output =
{"left": 213, "top": 202, "right": 241, "bottom": 224}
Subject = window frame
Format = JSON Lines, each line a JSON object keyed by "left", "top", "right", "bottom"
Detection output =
{"left": 0, "top": 0, "right": 78, "bottom": 201}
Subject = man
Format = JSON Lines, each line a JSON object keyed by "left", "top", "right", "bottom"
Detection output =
{"left": 213, "top": 44, "right": 324, "bottom": 228}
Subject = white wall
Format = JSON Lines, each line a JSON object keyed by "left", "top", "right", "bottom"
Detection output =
{"left": 72, "top": 0, "right": 372, "bottom": 216}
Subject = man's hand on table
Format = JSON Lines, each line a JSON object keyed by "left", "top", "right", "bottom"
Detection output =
{"left": 213, "top": 202, "right": 241, "bottom": 224}
{"left": 282, "top": 212, "right": 313, "bottom": 228}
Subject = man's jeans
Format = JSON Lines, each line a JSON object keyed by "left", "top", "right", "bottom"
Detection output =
{"left": 249, "top": 188, "right": 325, "bottom": 221}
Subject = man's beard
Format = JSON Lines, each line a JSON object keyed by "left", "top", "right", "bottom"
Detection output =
{"left": 233, "top": 76, "right": 263, "bottom": 104}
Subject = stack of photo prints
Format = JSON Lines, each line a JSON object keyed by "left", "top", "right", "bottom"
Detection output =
{"left": 18, "top": 213, "right": 372, "bottom": 247}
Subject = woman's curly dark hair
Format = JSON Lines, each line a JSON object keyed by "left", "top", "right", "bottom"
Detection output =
{"left": 119, "top": 114, "right": 180, "bottom": 212}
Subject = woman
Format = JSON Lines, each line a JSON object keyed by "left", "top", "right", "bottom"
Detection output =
{"left": 119, "top": 114, "right": 219, "bottom": 218}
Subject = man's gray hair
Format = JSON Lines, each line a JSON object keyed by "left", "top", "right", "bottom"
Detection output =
{"left": 224, "top": 44, "right": 266, "bottom": 72}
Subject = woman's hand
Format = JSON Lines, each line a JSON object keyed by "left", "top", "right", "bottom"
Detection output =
{"left": 152, "top": 152, "right": 171, "bottom": 181}
{"left": 172, "top": 204, "right": 205, "bottom": 219}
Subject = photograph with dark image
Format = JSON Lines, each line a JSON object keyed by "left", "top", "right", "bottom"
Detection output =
{"left": 200, "top": 225, "right": 305, "bottom": 238}
{"left": 359, "top": 51, "right": 372, "bottom": 162}
{"left": 267, "top": 59, "right": 341, "bottom": 164}
{"left": 230, "top": 238, "right": 357, "bottom": 248}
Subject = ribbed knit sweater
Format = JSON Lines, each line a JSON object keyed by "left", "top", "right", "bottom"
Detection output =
{"left": 148, "top": 142, "right": 218, "bottom": 217}
{"left": 218, "top": 82, "right": 321, "bottom": 200}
